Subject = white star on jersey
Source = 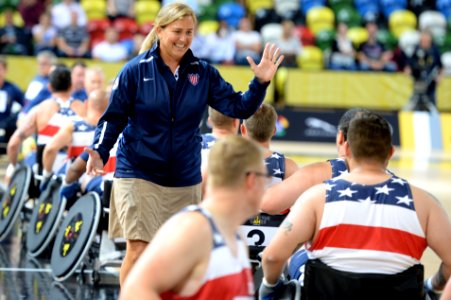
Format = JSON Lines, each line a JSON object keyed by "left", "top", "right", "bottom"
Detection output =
{"left": 358, "top": 196, "right": 376, "bottom": 204}
{"left": 375, "top": 184, "right": 394, "bottom": 195}
{"left": 272, "top": 168, "right": 283, "bottom": 175}
{"left": 325, "top": 183, "right": 336, "bottom": 191}
{"left": 207, "top": 141, "right": 216, "bottom": 148}
{"left": 78, "top": 124, "right": 88, "bottom": 131}
{"left": 270, "top": 153, "right": 281, "bottom": 159}
{"left": 338, "top": 187, "right": 358, "bottom": 197}
{"left": 396, "top": 195, "right": 413, "bottom": 206}
{"left": 391, "top": 178, "right": 406, "bottom": 186}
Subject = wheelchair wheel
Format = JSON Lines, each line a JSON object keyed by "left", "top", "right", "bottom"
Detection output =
{"left": 0, "top": 166, "right": 31, "bottom": 241}
{"left": 27, "top": 177, "right": 66, "bottom": 257}
{"left": 50, "top": 192, "right": 101, "bottom": 282}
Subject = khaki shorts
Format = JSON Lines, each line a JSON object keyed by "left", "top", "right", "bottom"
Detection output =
{"left": 108, "top": 178, "right": 201, "bottom": 242}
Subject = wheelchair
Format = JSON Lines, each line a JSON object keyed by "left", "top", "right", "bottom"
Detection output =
{"left": 241, "top": 213, "right": 301, "bottom": 299}
{"left": 0, "top": 165, "right": 33, "bottom": 241}
{"left": 26, "top": 176, "right": 66, "bottom": 258}
{"left": 49, "top": 180, "right": 124, "bottom": 285}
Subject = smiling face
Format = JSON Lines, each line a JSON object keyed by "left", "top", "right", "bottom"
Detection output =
{"left": 156, "top": 16, "right": 194, "bottom": 64}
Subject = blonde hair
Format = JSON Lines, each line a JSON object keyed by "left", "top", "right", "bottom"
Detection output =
{"left": 244, "top": 103, "right": 277, "bottom": 143}
{"left": 208, "top": 136, "right": 263, "bottom": 188}
{"left": 139, "top": 3, "right": 197, "bottom": 54}
{"left": 208, "top": 107, "right": 235, "bottom": 129}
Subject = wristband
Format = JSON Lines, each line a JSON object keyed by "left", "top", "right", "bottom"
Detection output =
{"left": 6, "top": 163, "right": 16, "bottom": 178}
{"left": 426, "top": 277, "right": 442, "bottom": 294}
{"left": 262, "top": 277, "right": 279, "bottom": 288}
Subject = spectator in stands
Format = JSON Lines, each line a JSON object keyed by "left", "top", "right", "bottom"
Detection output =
{"left": 204, "top": 21, "right": 235, "bottom": 65}
{"left": 32, "top": 11, "right": 58, "bottom": 54}
{"left": 51, "top": 0, "right": 87, "bottom": 30}
{"left": 357, "top": 22, "right": 396, "bottom": 72}
{"left": 274, "top": 20, "right": 302, "bottom": 68}
{"left": 0, "top": 8, "right": 31, "bottom": 55}
{"left": 107, "top": 0, "right": 136, "bottom": 21}
{"left": 92, "top": 27, "right": 129, "bottom": 63}
{"left": 404, "top": 29, "right": 443, "bottom": 108}
{"left": 233, "top": 16, "right": 262, "bottom": 65}
{"left": 0, "top": 56, "right": 24, "bottom": 148}
{"left": 56, "top": 10, "right": 90, "bottom": 58}
{"left": 329, "top": 22, "right": 357, "bottom": 70}
{"left": 24, "top": 51, "right": 57, "bottom": 107}
{"left": 18, "top": 0, "right": 46, "bottom": 29}
{"left": 70, "top": 61, "right": 87, "bottom": 101}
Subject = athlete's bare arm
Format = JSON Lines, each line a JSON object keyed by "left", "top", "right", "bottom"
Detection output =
{"left": 284, "top": 157, "right": 299, "bottom": 179}
{"left": 43, "top": 123, "right": 74, "bottom": 173}
{"left": 121, "top": 212, "right": 212, "bottom": 299}
{"left": 7, "top": 109, "right": 39, "bottom": 165}
{"left": 412, "top": 186, "right": 451, "bottom": 291}
{"left": 260, "top": 161, "right": 332, "bottom": 214}
{"left": 66, "top": 156, "right": 87, "bottom": 184}
{"left": 262, "top": 184, "right": 324, "bottom": 284}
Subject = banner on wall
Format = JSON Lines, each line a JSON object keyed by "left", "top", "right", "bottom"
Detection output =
{"left": 272, "top": 107, "right": 401, "bottom": 146}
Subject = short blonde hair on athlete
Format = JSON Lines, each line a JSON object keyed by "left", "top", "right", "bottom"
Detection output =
{"left": 139, "top": 3, "right": 197, "bottom": 54}
{"left": 208, "top": 107, "right": 235, "bottom": 129}
{"left": 208, "top": 136, "right": 263, "bottom": 188}
{"left": 244, "top": 103, "right": 277, "bottom": 143}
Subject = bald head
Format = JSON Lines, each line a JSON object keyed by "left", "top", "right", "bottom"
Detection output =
{"left": 85, "top": 67, "right": 105, "bottom": 94}
{"left": 87, "top": 89, "right": 108, "bottom": 115}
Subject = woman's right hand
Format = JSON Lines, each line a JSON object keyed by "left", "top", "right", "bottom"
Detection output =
{"left": 86, "top": 148, "right": 105, "bottom": 176}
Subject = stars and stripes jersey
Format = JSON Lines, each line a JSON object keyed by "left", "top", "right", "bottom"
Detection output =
{"left": 328, "top": 158, "right": 349, "bottom": 178}
{"left": 308, "top": 175, "right": 427, "bottom": 275}
{"left": 67, "top": 120, "right": 96, "bottom": 159}
{"left": 37, "top": 97, "right": 81, "bottom": 145}
{"left": 200, "top": 133, "right": 217, "bottom": 172}
{"left": 265, "top": 151, "right": 286, "bottom": 187}
{"left": 161, "top": 205, "right": 254, "bottom": 300}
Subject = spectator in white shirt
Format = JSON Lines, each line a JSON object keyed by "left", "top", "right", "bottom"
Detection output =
{"left": 51, "top": 0, "right": 87, "bottom": 30}
{"left": 92, "top": 27, "right": 128, "bottom": 62}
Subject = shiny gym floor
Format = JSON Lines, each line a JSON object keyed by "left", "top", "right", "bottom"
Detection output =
{"left": 0, "top": 142, "right": 450, "bottom": 300}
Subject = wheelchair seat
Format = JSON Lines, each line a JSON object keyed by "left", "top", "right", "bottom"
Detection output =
{"left": 0, "top": 165, "right": 31, "bottom": 241}
{"left": 27, "top": 177, "right": 66, "bottom": 257}
{"left": 50, "top": 192, "right": 102, "bottom": 282}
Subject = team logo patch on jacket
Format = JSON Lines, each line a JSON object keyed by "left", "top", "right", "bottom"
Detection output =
{"left": 188, "top": 73, "right": 199, "bottom": 86}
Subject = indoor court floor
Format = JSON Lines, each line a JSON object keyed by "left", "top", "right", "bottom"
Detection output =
{"left": 0, "top": 142, "right": 450, "bottom": 300}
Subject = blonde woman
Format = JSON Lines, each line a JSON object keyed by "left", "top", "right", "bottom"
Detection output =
{"left": 86, "top": 3, "right": 284, "bottom": 286}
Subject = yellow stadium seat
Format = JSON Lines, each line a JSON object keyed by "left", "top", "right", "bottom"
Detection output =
{"left": 275, "top": 67, "right": 288, "bottom": 102}
{"left": 198, "top": 20, "right": 219, "bottom": 36}
{"left": 306, "top": 6, "right": 335, "bottom": 35}
{"left": 0, "top": 10, "right": 24, "bottom": 27}
{"left": 81, "top": 0, "right": 107, "bottom": 21}
{"left": 389, "top": 9, "right": 417, "bottom": 39}
{"left": 347, "top": 26, "right": 369, "bottom": 48}
{"left": 135, "top": 0, "right": 161, "bottom": 25}
{"left": 246, "top": 0, "right": 274, "bottom": 15}
{"left": 297, "top": 46, "right": 324, "bottom": 70}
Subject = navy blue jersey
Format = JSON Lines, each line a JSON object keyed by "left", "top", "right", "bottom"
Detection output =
{"left": 328, "top": 158, "right": 349, "bottom": 178}
{"left": 92, "top": 44, "right": 268, "bottom": 187}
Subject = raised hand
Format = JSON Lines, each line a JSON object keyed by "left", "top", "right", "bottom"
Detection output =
{"left": 247, "top": 43, "right": 284, "bottom": 84}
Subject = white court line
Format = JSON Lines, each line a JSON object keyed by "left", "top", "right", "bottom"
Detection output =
{"left": 0, "top": 267, "right": 52, "bottom": 273}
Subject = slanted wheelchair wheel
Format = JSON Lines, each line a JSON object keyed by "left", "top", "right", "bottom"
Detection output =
{"left": 27, "top": 177, "right": 66, "bottom": 257}
{"left": 51, "top": 192, "right": 101, "bottom": 282}
{"left": 0, "top": 166, "right": 31, "bottom": 241}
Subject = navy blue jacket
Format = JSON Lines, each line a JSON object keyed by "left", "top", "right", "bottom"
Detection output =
{"left": 92, "top": 45, "right": 268, "bottom": 187}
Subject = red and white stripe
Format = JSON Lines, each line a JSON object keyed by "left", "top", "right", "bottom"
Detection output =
{"left": 161, "top": 240, "right": 254, "bottom": 300}
{"left": 308, "top": 201, "right": 427, "bottom": 274}
{"left": 103, "top": 140, "right": 118, "bottom": 180}
{"left": 67, "top": 130, "right": 95, "bottom": 159}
